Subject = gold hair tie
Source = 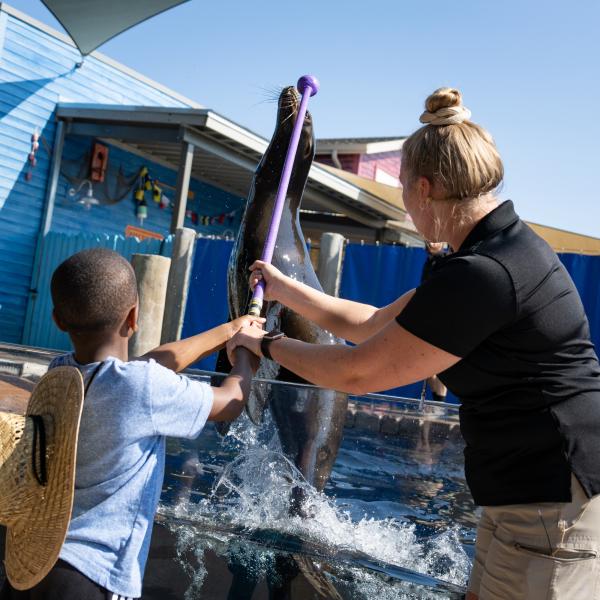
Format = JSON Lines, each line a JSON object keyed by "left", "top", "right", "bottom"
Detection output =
{"left": 420, "top": 105, "right": 472, "bottom": 126}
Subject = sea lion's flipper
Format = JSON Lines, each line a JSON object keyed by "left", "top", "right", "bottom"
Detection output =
{"left": 245, "top": 379, "right": 269, "bottom": 425}
{"left": 293, "top": 555, "right": 343, "bottom": 600}
{"left": 212, "top": 349, "right": 232, "bottom": 437}
{"left": 214, "top": 420, "right": 231, "bottom": 436}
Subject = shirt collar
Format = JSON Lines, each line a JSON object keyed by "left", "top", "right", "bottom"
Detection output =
{"left": 458, "top": 200, "right": 519, "bottom": 251}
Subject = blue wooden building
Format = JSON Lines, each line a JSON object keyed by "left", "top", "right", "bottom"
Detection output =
{"left": 0, "top": 3, "right": 415, "bottom": 349}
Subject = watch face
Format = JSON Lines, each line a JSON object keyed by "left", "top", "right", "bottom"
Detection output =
{"left": 267, "top": 330, "right": 285, "bottom": 340}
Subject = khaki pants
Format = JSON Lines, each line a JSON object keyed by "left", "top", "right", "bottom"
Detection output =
{"left": 468, "top": 476, "right": 600, "bottom": 599}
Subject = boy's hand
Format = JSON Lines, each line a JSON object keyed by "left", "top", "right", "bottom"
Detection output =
{"left": 229, "top": 314, "right": 265, "bottom": 338}
{"left": 227, "top": 325, "right": 268, "bottom": 365}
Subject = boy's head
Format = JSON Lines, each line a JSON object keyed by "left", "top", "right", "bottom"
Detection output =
{"left": 51, "top": 248, "right": 138, "bottom": 336}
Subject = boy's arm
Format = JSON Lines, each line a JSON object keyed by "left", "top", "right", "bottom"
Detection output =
{"left": 208, "top": 348, "right": 258, "bottom": 421}
{"left": 140, "top": 315, "right": 264, "bottom": 372}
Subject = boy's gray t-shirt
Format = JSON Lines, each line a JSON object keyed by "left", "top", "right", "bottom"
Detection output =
{"left": 48, "top": 354, "right": 214, "bottom": 598}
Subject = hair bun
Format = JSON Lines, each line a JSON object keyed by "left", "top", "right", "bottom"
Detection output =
{"left": 419, "top": 87, "right": 471, "bottom": 126}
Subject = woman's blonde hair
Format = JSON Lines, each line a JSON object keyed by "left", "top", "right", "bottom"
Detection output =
{"left": 402, "top": 87, "right": 503, "bottom": 200}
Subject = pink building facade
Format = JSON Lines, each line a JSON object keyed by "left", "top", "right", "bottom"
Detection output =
{"left": 315, "top": 137, "right": 404, "bottom": 187}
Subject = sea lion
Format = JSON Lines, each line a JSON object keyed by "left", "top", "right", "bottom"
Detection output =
{"left": 215, "top": 84, "right": 348, "bottom": 496}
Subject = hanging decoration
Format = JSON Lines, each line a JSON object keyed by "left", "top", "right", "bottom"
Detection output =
{"left": 60, "top": 146, "right": 139, "bottom": 206}
{"left": 133, "top": 165, "right": 240, "bottom": 227}
{"left": 24, "top": 128, "right": 41, "bottom": 182}
{"left": 133, "top": 167, "right": 151, "bottom": 223}
{"left": 90, "top": 142, "right": 109, "bottom": 182}
{"left": 185, "top": 208, "right": 238, "bottom": 227}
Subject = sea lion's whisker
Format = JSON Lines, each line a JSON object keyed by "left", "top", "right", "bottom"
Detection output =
{"left": 253, "top": 84, "right": 284, "bottom": 103}
{"left": 281, "top": 112, "right": 297, "bottom": 125}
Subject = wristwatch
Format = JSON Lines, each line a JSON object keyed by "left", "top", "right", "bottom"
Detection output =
{"left": 261, "top": 330, "right": 286, "bottom": 360}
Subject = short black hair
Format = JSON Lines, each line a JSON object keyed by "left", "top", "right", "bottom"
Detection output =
{"left": 51, "top": 248, "right": 138, "bottom": 333}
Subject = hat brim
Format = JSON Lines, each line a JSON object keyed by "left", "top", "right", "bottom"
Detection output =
{"left": 5, "top": 367, "right": 84, "bottom": 590}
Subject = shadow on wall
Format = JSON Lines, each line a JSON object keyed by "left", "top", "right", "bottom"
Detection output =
{"left": 0, "top": 77, "right": 56, "bottom": 121}
{"left": 0, "top": 64, "right": 78, "bottom": 121}
{"left": 0, "top": 116, "right": 56, "bottom": 344}
{"left": 0, "top": 68, "right": 82, "bottom": 343}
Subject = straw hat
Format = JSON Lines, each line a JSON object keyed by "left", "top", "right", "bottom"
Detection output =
{"left": 0, "top": 366, "right": 84, "bottom": 590}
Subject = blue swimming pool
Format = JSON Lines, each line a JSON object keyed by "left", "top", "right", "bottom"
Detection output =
{"left": 147, "top": 373, "right": 475, "bottom": 599}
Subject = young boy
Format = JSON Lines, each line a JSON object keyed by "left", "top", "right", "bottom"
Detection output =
{"left": 0, "top": 248, "right": 262, "bottom": 600}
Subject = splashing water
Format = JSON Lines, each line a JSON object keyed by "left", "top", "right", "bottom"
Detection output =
{"left": 159, "top": 411, "right": 471, "bottom": 598}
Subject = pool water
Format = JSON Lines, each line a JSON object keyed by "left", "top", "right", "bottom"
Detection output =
{"left": 145, "top": 375, "right": 476, "bottom": 600}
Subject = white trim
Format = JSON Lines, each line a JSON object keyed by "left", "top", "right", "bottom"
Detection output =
{"left": 0, "top": 3, "right": 204, "bottom": 108}
{"left": 374, "top": 167, "right": 400, "bottom": 187}
{"left": 316, "top": 139, "right": 405, "bottom": 155}
{"left": 363, "top": 139, "right": 405, "bottom": 154}
{"left": 203, "top": 112, "right": 268, "bottom": 155}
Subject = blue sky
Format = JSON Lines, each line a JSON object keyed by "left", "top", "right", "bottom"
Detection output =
{"left": 8, "top": 0, "right": 600, "bottom": 238}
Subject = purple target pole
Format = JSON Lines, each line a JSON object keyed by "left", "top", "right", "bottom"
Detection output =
{"left": 248, "top": 75, "right": 320, "bottom": 316}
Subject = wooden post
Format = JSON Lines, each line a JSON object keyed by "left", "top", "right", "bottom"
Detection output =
{"left": 129, "top": 254, "right": 171, "bottom": 357}
{"left": 161, "top": 228, "right": 196, "bottom": 343}
{"left": 317, "top": 232, "right": 345, "bottom": 297}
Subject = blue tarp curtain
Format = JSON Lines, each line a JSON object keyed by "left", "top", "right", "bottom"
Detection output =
{"left": 557, "top": 253, "right": 600, "bottom": 350}
{"left": 182, "top": 240, "right": 600, "bottom": 398}
{"left": 339, "top": 243, "right": 600, "bottom": 400}
{"left": 339, "top": 244, "right": 432, "bottom": 400}
{"left": 181, "top": 238, "right": 233, "bottom": 371}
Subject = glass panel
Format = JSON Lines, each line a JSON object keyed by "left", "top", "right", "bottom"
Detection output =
{"left": 152, "top": 371, "right": 474, "bottom": 599}
{"left": 0, "top": 347, "right": 474, "bottom": 598}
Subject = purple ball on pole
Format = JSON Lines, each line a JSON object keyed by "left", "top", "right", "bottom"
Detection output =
{"left": 297, "top": 75, "right": 320, "bottom": 97}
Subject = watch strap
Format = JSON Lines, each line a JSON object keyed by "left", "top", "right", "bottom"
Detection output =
{"left": 261, "top": 330, "right": 286, "bottom": 360}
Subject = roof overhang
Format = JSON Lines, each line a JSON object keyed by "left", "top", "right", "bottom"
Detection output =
{"left": 56, "top": 103, "right": 411, "bottom": 230}
{"left": 316, "top": 138, "right": 406, "bottom": 155}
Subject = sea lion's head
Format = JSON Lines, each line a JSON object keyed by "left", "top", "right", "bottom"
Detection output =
{"left": 253, "top": 86, "right": 315, "bottom": 192}
{"left": 275, "top": 86, "right": 314, "bottom": 161}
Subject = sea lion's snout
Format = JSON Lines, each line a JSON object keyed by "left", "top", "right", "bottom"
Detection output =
{"left": 278, "top": 86, "right": 312, "bottom": 125}
{"left": 281, "top": 85, "right": 299, "bottom": 102}
{"left": 278, "top": 86, "right": 300, "bottom": 116}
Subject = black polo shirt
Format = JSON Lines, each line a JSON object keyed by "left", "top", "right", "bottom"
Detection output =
{"left": 396, "top": 201, "right": 600, "bottom": 506}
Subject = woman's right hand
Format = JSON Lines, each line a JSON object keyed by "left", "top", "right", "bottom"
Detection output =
{"left": 249, "top": 261, "right": 289, "bottom": 302}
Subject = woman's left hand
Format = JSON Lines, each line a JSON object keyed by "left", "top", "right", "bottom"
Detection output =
{"left": 227, "top": 325, "right": 268, "bottom": 365}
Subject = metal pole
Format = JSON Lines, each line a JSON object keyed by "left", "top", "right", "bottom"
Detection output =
{"left": 21, "top": 119, "right": 65, "bottom": 344}
{"left": 41, "top": 120, "right": 65, "bottom": 236}
{"left": 170, "top": 139, "right": 194, "bottom": 234}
